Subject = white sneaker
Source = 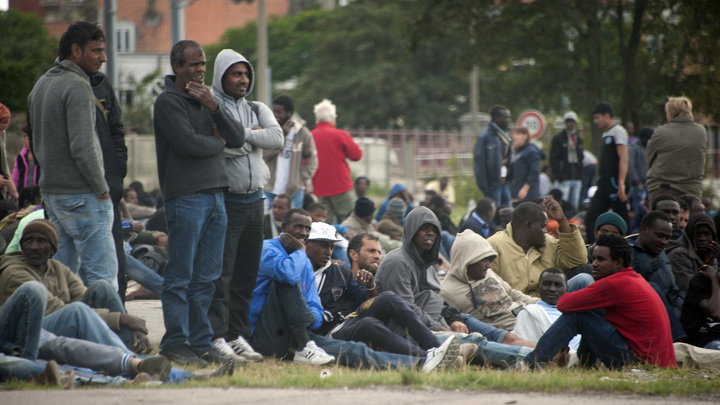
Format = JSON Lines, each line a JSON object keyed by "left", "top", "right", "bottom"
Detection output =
{"left": 422, "top": 335, "right": 460, "bottom": 373}
{"left": 229, "top": 336, "right": 263, "bottom": 362}
{"left": 213, "top": 338, "right": 247, "bottom": 363}
{"left": 293, "top": 341, "right": 335, "bottom": 365}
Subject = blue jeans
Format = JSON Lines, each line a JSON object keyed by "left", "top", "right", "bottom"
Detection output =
{"left": 557, "top": 180, "right": 582, "bottom": 210}
{"left": 527, "top": 311, "right": 637, "bottom": 369}
{"left": 0, "top": 354, "right": 45, "bottom": 381}
{"left": 486, "top": 184, "right": 512, "bottom": 208}
{"left": 43, "top": 192, "right": 118, "bottom": 289}
{"left": 309, "top": 332, "right": 420, "bottom": 370}
{"left": 434, "top": 330, "right": 531, "bottom": 367}
{"left": 161, "top": 192, "right": 227, "bottom": 353}
{"left": 461, "top": 313, "right": 508, "bottom": 342}
{"left": 42, "top": 302, "right": 131, "bottom": 354}
{"left": 438, "top": 231, "right": 456, "bottom": 261}
{"left": 264, "top": 188, "right": 304, "bottom": 211}
{"left": 125, "top": 253, "right": 164, "bottom": 295}
{"left": 0, "top": 281, "right": 47, "bottom": 360}
{"left": 630, "top": 186, "right": 647, "bottom": 214}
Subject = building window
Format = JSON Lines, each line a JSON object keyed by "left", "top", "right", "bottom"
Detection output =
{"left": 116, "top": 21, "right": 136, "bottom": 54}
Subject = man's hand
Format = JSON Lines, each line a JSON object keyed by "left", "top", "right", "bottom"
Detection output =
{"left": 450, "top": 321, "right": 469, "bottom": 334}
{"left": 541, "top": 195, "right": 565, "bottom": 221}
{"left": 617, "top": 182, "right": 628, "bottom": 202}
{"left": 152, "top": 232, "right": 168, "bottom": 249}
{"left": 185, "top": 82, "right": 219, "bottom": 112}
{"left": 119, "top": 314, "right": 152, "bottom": 354}
{"left": 281, "top": 119, "right": 293, "bottom": 136}
{"left": 279, "top": 232, "right": 305, "bottom": 253}
{"left": 699, "top": 264, "right": 717, "bottom": 281}
{"left": 354, "top": 269, "right": 375, "bottom": 289}
{"left": 703, "top": 241, "right": 720, "bottom": 265}
{"left": 518, "top": 184, "right": 530, "bottom": 200}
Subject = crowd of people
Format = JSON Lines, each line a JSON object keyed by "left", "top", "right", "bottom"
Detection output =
{"left": 0, "top": 20, "right": 718, "bottom": 387}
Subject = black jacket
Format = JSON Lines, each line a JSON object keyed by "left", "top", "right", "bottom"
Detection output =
{"left": 550, "top": 129, "right": 584, "bottom": 182}
{"left": 91, "top": 73, "right": 127, "bottom": 204}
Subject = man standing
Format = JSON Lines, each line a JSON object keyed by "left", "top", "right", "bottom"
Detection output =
{"left": 27, "top": 21, "right": 118, "bottom": 288}
{"left": 265, "top": 95, "right": 318, "bottom": 209}
{"left": 584, "top": 103, "right": 629, "bottom": 244}
{"left": 91, "top": 71, "right": 128, "bottom": 300}
{"left": 474, "top": 106, "right": 512, "bottom": 207}
{"left": 206, "top": 49, "right": 283, "bottom": 363}
{"left": 526, "top": 234, "right": 676, "bottom": 369}
{"left": 646, "top": 97, "right": 707, "bottom": 202}
{"left": 153, "top": 40, "right": 245, "bottom": 366}
{"left": 311, "top": 99, "right": 363, "bottom": 223}
{"left": 550, "top": 111, "right": 584, "bottom": 210}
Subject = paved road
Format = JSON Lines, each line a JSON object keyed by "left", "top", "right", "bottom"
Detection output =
{"left": 3, "top": 387, "right": 713, "bottom": 405}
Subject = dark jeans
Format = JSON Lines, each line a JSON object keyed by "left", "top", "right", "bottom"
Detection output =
{"left": 333, "top": 291, "right": 440, "bottom": 357}
{"left": 527, "top": 310, "right": 637, "bottom": 369}
{"left": 209, "top": 198, "right": 264, "bottom": 341}
{"left": 250, "top": 282, "right": 315, "bottom": 359}
{"left": 112, "top": 203, "right": 127, "bottom": 305}
{"left": 584, "top": 177, "right": 629, "bottom": 244}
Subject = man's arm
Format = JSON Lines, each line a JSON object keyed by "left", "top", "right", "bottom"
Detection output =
{"left": 105, "top": 82, "right": 128, "bottom": 179}
{"left": 342, "top": 131, "right": 363, "bottom": 162}
{"left": 65, "top": 84, "right": 109, "bottom": 197}
{"left": 698, "top": 266, "right": 720, "bottom": 321}
{"left": 616, "top": 143, "right": 628, "bottom": 202}
{"left": 376, "top": 263, "right": 443, "bottom": 330}
{"left": 300, "top": 129, "right": 319, "bottom": 184}
{"left": 247, "top": 103, "right": 283, "bottom": 149}
{"left": 556, "top": 278, "right": 613, "bottom": 313}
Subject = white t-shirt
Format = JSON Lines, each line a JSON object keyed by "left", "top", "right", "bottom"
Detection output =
{"left": 272, "top": 127, "right": 296, "bottom": 195}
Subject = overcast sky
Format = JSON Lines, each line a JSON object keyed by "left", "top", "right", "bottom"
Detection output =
{"left": 1, "top": 1, "right": 8, "bottom": 11}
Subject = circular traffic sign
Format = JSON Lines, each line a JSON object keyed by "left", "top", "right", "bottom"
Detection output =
{"left": 517, "top": 110, "right": 547, "bottom": 139}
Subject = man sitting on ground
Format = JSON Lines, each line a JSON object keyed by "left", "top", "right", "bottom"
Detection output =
{"left": 458, "top": 198, "right": 496, "bottom": 238}
{"left": 526, "top": 234, "right": 676, "bottom": 369}
{"left": 0, "top": 219, "right": 150, "bottom": 353}
{"left": 667, "top": 213, "right": 719, "bottom": 294}
{"left": 440, "top": 229, "right": 539, "bottom": 331}
{"left": 487, "top": 196, "right": 587, "bottom": 296}
{"left": 263, "top": 194, "right": 291, "bottom": 240}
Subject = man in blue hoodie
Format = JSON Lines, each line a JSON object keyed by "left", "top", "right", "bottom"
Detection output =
{"left": 153, "top": 40, "right": 245, "bottom": 367}
{"left": 207, "top": 49, "right": 283, "bottom": 363}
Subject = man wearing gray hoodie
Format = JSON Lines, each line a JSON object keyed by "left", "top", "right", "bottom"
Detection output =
{"left": 208, "top": 49, "right": 283, "bottom": 362}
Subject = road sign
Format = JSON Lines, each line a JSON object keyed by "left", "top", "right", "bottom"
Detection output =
{"left": 517, "top": 110, "right": 547, "bottom": 139}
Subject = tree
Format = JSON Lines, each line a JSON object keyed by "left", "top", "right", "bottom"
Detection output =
{"left": 0, "top": 10, "right": 57, "bottom": 111}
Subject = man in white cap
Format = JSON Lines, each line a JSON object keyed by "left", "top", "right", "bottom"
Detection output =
{"left": 550, "top": 111, "right": 584, "bottom": 210}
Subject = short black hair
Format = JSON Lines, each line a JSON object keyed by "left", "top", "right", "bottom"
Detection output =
{"left": 641, "top": 210, "right": 670, "bottom": 229}
{"left": 510, "top": 202, "right": 545, "bottom": 230}
{"left": 283, "top": 208, "right": 310, "bottom": 225}
{"left": 650, "top": 194, "right": 677, "bottom": 210}
{"left": 355, "top": 176, "right": 370, "bottom": 186}
{"left": 677, "top": 199, "right": 689, "bottom": 211}
{"left": 591, "top": 102, "right": 613, "bottom": 117}
{"left": 18, "top": 186, "right": 40, "bottom": 207}
{"left": 475, "top": 198, "right": 495, "bottom": 216}
{"left": 306, "top": 202, "right": 327, "bottom": 213}
{"left": 58, "top": 21, "right": 105, "bottom": 61}
{"left": 595, "top": 233, "right": 632, "bottom": 268}
{"left": 428, "top": 195, "right": 446, "bottom": 210}
{"left": 539, "top": 267, "right": 566, "bottom": 284}
{"left": 679, "top": 194, "right": 702, "bottom": 209}
{"left": 275, "top": 194, "right": 292, "bottom": 204}
{"left": 272, "top": 94, "right": 294, "bottom": 113}
{"left": 170, "top": 40, "right": 202, "bottom": 69}
{"left": 347, "top": 233, "right": 379, "bottom": 259}
{"left": 490, "top": 105, "right": 508, "bottom": 120}
{"left": 549, "top": 188, "right": 563, "bottom": 201}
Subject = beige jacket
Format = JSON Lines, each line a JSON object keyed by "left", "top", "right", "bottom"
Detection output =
{"left": 487, "top": 223, "right": 586, "bottom": 296}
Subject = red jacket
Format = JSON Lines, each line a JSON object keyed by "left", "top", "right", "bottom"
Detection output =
{"left": 558, "top": 267, "right": 677, "bottom": 368}
{"left": 311, "top": 122, "right": 363, "bottom": 197}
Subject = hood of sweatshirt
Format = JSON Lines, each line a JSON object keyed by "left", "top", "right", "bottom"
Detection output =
{"left": 212, "top": 49, "right": 254, "bottom": 102}
{"left": 387, "top": 183, "right": 408, "bottom": 199}
{"left": 446, "top": 229, "right": 497, "bottom": 285}
{"left": 402, "top": 206, "right": 441, "bottom": 267}
{"left": 684, "top": 213, "right": 716, "bottom": 255}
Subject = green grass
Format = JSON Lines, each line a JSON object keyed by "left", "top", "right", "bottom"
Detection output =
{"left": 4, "top": 358, "right": 720, "bottom": 399}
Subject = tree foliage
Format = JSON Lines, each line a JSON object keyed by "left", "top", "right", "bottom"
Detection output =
{"left": 406, "top": 0, "right": 720, "bottom": 143}
{"left": 0, "top": 9, "right": 57, "bottom": 111}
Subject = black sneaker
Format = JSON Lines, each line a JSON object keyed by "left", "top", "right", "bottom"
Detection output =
{"left": 137, "top": 355, "right": 172, "bottom": 381}
{"left": 161, "top": 343, "right": 209, "bottom": 368}
{"left": 199, "top": 346, "right": 233, "bottom": 366}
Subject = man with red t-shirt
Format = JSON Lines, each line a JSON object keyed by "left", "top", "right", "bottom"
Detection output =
{"left": 310, "top": 99, "right": 363, "bottom": 224}
{"left": 526, "top": 233, "right": 676, "bottom": 369}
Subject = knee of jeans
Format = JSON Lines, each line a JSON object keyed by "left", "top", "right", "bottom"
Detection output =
{"left": 704, "top": 340, "right": 720, "bottom": 351}
{"left": 568, "top": 273, "right": 594, "bottom": 292}
{"left": 17, "top": 281, "right": 47, "bottom": 301}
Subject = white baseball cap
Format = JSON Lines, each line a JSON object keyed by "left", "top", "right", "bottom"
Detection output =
{"left": 563, "top": 111, "right": 578, "bottom": 122}
{"left": 308, "top": 222, "right": 342, "bottom": 242}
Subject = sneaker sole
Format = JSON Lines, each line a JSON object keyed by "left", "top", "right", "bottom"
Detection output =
{"left": 422, "top": 335, "right": 460, "bottom": 373}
